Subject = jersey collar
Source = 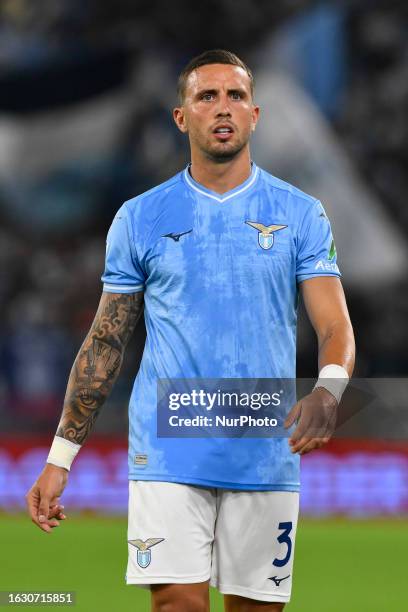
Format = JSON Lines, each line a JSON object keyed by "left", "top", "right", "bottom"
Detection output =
{"left": 183, "top": 162, "right": 259, "bottom": 203}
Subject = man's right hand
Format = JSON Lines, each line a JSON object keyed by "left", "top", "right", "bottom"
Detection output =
{"left": 25, "top": 464, "right": 68, "bottom": 533}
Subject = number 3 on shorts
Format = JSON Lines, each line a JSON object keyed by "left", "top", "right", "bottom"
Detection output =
{"left": 272, "top": 521, "right": 293, "bottom": 567}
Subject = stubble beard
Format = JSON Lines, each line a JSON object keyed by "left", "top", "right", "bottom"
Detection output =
{"left": 194, "top": 130, "right": 250, "bottom": 164}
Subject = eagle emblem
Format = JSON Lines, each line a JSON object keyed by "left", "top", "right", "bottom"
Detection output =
{"left": 128, "top": 538, "right": 165, "bottom": 568}
{"left": 245, "top": 221, "right": 287, "bottom": 250}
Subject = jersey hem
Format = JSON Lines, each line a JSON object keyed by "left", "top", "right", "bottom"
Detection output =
{"left": 102, "top": 283, "right": 144, "bottom": 293}
{"left": 297, "top": 272, "right": 341, "bottom": 283}
{"left": 128, "top": 473, "right": 300, "bottom": 491}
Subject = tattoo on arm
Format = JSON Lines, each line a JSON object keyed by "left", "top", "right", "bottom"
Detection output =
{"left": 56, "top": 292, "right": 144, "bottom": 445}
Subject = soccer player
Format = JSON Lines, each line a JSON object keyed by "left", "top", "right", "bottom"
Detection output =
{"left": 26, "top": 50, "right": 355, "bottom": 611}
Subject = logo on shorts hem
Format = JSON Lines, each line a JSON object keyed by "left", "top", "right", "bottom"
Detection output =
{"left": 268, "top": 574, "right": 290, "bottom": 586}
{"left": 128, "top": 538, "right": 165, "bottom": 568}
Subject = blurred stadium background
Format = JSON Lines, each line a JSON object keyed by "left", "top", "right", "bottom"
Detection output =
{"left": 0, "top": 1, "right": 407, "bottom": 610}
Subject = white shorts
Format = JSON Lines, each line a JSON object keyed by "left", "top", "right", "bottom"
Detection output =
{"left": 126, "top": 481, "right": 299, "bottom": 603}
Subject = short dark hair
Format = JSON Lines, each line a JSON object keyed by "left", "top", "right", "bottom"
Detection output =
{"left": 177, "top": 49, "right": 254, "bottom": 104}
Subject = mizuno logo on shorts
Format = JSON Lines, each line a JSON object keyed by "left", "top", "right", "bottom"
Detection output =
{"left": 268, "top": 574, "right": 290, "bottom": 586}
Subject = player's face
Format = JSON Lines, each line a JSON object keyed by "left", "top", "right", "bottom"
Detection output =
{"left": 174, "top": 64, "right": 259, "bottom": 162}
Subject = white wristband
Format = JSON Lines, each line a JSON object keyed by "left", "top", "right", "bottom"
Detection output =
{"left": 46, "top": 436, "right": 81, "bottom": 471}
{"left": 313, "top": 364, "right": 349, "bottom": 404}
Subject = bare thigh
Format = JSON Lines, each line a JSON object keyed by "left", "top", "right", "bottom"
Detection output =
{"left": 224, "top": 594, "right": 285, "bottom": 611}
{"left": 151, "top": 581, "right": 210, "bottom": 612}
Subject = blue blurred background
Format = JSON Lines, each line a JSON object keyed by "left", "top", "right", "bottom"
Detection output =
{"left": 0, "top": 0, "right": 407, "bottom": 516}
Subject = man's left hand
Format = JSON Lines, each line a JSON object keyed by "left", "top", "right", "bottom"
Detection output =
{"left": 284, "top": 387, "right": 338, "bottom": 455}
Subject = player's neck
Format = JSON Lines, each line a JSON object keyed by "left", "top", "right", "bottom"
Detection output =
{"left": 189, "top": 149, "right": 252, "bottom": 194}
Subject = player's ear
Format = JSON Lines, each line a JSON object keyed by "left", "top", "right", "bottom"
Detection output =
{"left": 251, "top": 105, "right": 260, "bottom": 132}
{"left": 173, "top": 107, "right": 188, "bottom": 133}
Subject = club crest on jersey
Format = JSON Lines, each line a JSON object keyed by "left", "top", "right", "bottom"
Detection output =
{"left": 128, "top": 538, "right": 165, "bottom": 568}
{"left": 245, "top": 221, "right": 287, "bottom": 250}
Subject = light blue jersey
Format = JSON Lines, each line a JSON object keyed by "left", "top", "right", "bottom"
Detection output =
{"left": 101, "top": 163, "right": 340, "bottom": 490}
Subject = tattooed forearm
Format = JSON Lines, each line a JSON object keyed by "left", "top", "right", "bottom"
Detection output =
{"left": 56, "top": 292, "right": 144, "bottom": 445}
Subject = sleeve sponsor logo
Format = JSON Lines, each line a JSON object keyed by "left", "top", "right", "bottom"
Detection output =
{"left": 315, "top": 260, "right": 339, "bottom": 272}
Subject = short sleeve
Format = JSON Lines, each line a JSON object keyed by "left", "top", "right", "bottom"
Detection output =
{"left": 101, "top": 203, "right": 145, "bottom": 293}
{"left": 296, "top": 200, "right": 341, "bottom": 283}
